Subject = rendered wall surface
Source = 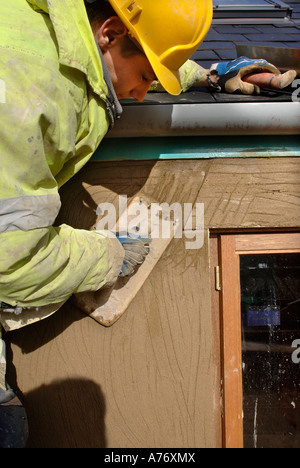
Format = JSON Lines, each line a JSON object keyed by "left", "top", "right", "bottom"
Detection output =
{"left": 6, "top": 157, "right": 300, "bottom": 448}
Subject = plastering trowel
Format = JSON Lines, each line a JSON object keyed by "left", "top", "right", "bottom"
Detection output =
{"left": 73, "top": 192, "right": 182, "bottom": 327}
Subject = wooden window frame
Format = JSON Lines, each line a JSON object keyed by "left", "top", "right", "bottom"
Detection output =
{"left": 212, "top": 232, "right": 300, "bottom": 448}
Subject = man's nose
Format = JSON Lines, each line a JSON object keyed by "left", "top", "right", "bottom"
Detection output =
{"left": 130, "top": 84, "right": 151, "bottom": 102}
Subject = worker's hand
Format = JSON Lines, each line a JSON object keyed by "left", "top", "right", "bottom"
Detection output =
{"left": 117, "top": 234, "right": 151, "bottom": 278}
{"left": 208, "top": 56, "right": 281, "bottom": 95}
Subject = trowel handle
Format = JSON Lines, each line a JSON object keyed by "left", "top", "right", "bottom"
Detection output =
{"left": 243, "top": 70, "right": 297, "bottom": 90}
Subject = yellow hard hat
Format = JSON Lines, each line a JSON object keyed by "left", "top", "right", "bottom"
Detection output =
{"left": 108, "top": 0, "right": 213, "bottom": 95}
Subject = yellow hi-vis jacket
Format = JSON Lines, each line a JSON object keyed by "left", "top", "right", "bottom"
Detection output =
{"left": 0, "top": 0, "right": 124, "bottom": 330}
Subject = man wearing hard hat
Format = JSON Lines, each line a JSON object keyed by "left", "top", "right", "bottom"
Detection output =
{"left": 0, "top": 0, "right": 213, "bottom": 448}
{"left": 0, "top": 0, "right": 212, "bottom": 326}
{"left": 0, "top": 0, "right": 295, "bottom": 447}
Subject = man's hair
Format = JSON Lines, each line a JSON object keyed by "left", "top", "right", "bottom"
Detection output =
{"left": 84, "top": 0, "right": 116, "bottom": 26}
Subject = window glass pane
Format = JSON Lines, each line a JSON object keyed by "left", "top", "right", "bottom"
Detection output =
{"left": 240, "top": 254, "right": 300, "bottom": 448}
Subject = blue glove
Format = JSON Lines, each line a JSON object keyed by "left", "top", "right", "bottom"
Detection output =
{"left": 209, "top": 56, "right": 280, "bottom": 95}
{"left": 117, "top": 234, "right": 151, "bottom": 278}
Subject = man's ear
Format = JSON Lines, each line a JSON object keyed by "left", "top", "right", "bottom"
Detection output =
{"left": 96, "top": 16, "right": 128, "bottom": 52}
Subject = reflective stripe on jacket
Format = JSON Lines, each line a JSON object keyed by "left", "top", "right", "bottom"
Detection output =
{"left": 0, "top": 0, "right": 124, "bottom": 329}
{"left": 0, "top": 195, "right": 61, "bottom": 234}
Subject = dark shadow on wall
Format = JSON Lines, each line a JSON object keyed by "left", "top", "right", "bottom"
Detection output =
{"left": 5, "top": 307, "right": 107, "bottom": 448}
{"left": 24, "top": 378, "right": 107, "bottom": 448}
{"left": 56, "top": 160, "right": 157, "bottom": 232}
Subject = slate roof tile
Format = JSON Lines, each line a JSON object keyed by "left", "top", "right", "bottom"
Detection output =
{"left": 195, "top": 0, "right": 300, "bottom": 70}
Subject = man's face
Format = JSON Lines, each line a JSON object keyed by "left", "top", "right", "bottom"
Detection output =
{"left": 95, "top": 17, "right": 156, "bottom": 102}
{"left": 102, "top": 35, "right": 156, "bottom": 102}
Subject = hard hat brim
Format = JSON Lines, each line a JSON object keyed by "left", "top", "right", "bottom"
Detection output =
{"left": 142, "top": 42, "right": 182, "bottom": 96}
{"left": 127, "top": 34, "right": 182, "bottom": 95}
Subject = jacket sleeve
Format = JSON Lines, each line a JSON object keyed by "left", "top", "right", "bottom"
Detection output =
{"left": 0, "top": 18, "right": 124, "bottom": 308}
{"left": 0, "top": 226, "right": 124, "bottom": 308}
{"left": 149, "top": 60, "right": 207, "bottom": 93}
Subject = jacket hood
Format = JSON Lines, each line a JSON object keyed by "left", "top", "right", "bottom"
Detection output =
{"left": 26, "top": 0, "right": 108, "bottom": 98}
